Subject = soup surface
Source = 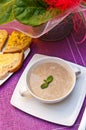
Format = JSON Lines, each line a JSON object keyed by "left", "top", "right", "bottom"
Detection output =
{"left": 28, "top": 62, "right": 75, "bottom": 100}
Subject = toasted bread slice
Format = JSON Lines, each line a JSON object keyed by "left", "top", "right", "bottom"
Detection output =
{"left": 3, "top": 30, "right": 32, "bottom": 53}
{"left": 0, "top": 51, "right": 24, "bottom": 79}
{"left": 0, "top": 30, "right": 8, "bottom": 51}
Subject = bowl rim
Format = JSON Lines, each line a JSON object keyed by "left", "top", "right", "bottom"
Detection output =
{"left": 26, "top": 57, "right": 76, "bottom": 103}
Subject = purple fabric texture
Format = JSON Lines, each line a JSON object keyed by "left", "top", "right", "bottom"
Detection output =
{"left": 0, "top": 11, "right": 86, "bottom": 130}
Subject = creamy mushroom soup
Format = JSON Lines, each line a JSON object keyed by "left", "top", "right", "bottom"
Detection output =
{"left": 28, "top": 62, "right": 75, "bottom": 100}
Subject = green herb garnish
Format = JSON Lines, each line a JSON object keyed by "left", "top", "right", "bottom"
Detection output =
{"left": 41, "top": 75, "right": 53, "bottom": 89}
{"left": 41, "top": 83, "right": 48, "bottom": 89}
{"left": 46, "top": 75, "right": 53, "bottom": 83}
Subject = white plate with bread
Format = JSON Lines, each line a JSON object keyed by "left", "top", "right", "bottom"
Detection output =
{"left": 0, "top": 29, "right": 32, "bottom": 85}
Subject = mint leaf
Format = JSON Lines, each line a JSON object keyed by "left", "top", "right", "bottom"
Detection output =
{"left": 46, "top": 75, "right": 53, "bottom": 84}
{"left": 41, "top": 75, "right": 53, "bottom": 89}
{"left": 41, "top": 83, "right": 48, "bottom": 89}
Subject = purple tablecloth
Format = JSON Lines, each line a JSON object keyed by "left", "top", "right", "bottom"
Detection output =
{"left": 0, "top": 11, "right": 86, "bottom": 130}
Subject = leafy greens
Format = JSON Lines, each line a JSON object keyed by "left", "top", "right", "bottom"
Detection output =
{"left": 0, "top": 0, "right": 60, "bottom": 26}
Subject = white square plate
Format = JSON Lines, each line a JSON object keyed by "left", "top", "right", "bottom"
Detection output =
{"left": 10, "top": 54, "right": 86, "bottom": 126}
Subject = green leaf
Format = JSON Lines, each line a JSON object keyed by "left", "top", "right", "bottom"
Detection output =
{"left": 46, "top": 75, "right": 53, "bottom": 84}
{"left": 13, "top": 0, "right": 61, "bottom": 26}
{"left": 40, "top": 75, "right": 53, "bottom": 89}
{"left": 0, "top": 0, "right": 15, "bottom": 25}
{"left": 41, "top": 83, "right": 48, "bottom": 89}
{"left": 0, "top": 0, "right": 61, "bottom": 26}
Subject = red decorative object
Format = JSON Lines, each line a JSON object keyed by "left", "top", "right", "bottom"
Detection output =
{"left": 44, "top": 0, "right": 81, "bottom": 10}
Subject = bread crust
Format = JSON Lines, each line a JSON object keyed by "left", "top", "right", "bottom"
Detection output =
{"left": 9, "top": 51, "right": 24, "bottom": 72}
{"left": 3, "top": 30, "right": 32, "bottom": 53}
{"left": 3, "top": 44, "right": 29, "bottom": 53}
{"left": 0, "top": 51, "right": 24, "bottom": 79}
{"left": 0, "top": 30, "right": 8, "bottom": 51}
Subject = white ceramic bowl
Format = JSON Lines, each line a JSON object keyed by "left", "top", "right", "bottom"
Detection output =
{"left": 26, "top": 57, "right": 76, "bottom": 103}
